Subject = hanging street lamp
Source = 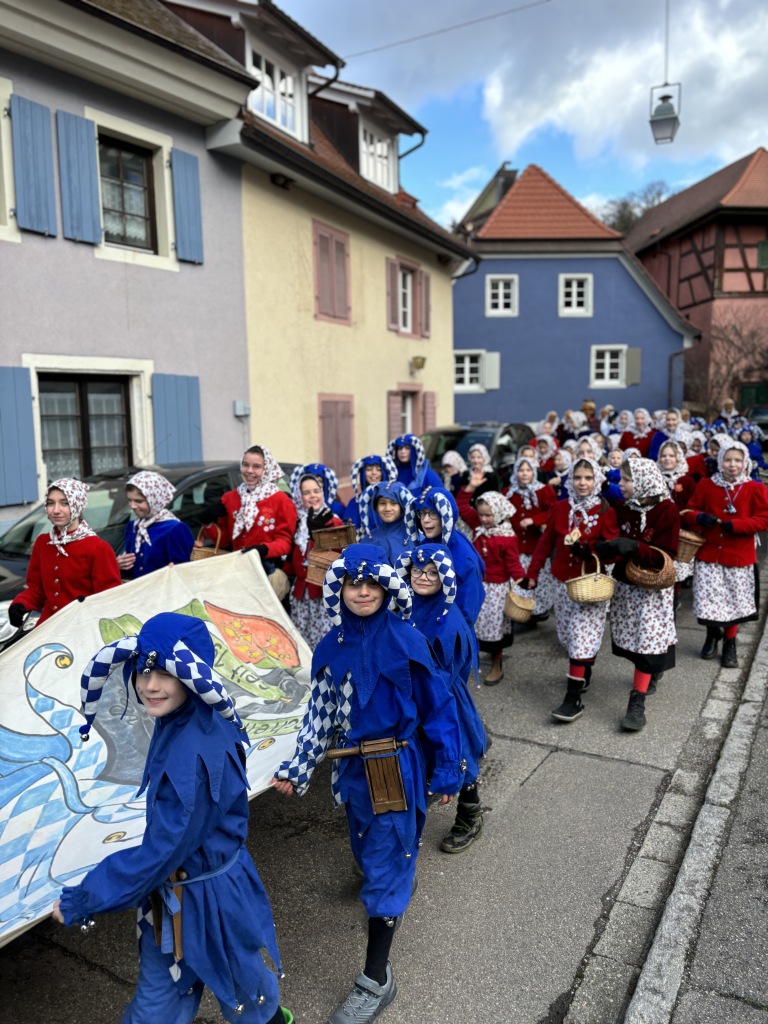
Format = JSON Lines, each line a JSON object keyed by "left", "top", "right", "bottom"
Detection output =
{"left": 649, "top": 0, "right": 681, "bottom": 144}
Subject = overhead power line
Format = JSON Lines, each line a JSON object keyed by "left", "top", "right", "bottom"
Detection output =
{"left": 343, "top": 0, "right": 553, "bottom": 59}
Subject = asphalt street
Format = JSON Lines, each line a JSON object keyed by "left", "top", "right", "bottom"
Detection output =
{"left": 2, "top": 565, "right": 766, "bottom": 1024}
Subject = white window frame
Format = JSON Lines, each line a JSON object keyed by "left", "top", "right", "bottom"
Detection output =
{"left": 0, "top": 75, "right": 21, "bottom": 244}
{"left": 454, "top": 350, "right": 485, "bottom": 393}
{"left": 559, "top": 273, "right": 593, "bottom": 317}
{"left": 246, "top": 40, "right": 307, "bottom": 142}
{"left": 485, "top": 274, "right": 519, "bottom": 317}
{"left": 85, "top": 107, "right": 179, "bottom": 273}
{"left": 589, "top": 344, "right": 627, "bottom": 388}
{"left": 21, "top": 352, "right": 156, "bottom": 502}
{"left": 359, "top": 117, "right": 397, "bottom": 193}
{"left": 399, "top": 265, "right": 414, "bottom": 334}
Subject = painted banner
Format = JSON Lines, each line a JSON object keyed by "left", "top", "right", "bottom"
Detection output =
{"left": 0, "top": 552, "right": 312, "bottom": 947}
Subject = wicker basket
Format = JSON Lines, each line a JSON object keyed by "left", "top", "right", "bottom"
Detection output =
{"left": 504, "top": 589, "right": 536, "bottom": 623}
{"left": 313, "top": 524, "right": 357, "bottom": 552}
{"left": 676, "top": 528, "right": 705, "bottom": 563}
{"left": 565, "top": 554, "right": 615, "bottom": 604}
{"left": 190, "top": 526, "right": 223, "bottom": 561}
{"left": 625, "top": 545, "right": 677, "bottom": 590}
{"left": 307, "top": 549, "right": 340, "bottom": 587}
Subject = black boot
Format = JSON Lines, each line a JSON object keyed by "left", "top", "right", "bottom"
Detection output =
{"left": 552, "top": 676, "right": 585, "bottom": 723}
{"left": 439, "top": 800, "right": 484, "bottom": 853}
{"left": 582, "top": 664, "right": 593, "bottom": 693}
{"left": 701, "top": 627, "right": 723, "bottom": 660}
{"left": 721, "top": 636, "right": 739, "bottom": 668}
{"left": 621, "top": 689, "right": 646, "bottom": 732}
{"left": 646, "top": 671, "right": 663, "bottom": 695}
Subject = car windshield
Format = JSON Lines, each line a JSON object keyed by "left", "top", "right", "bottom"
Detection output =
{"left": 432, "top": 430, "right": 496, "bottom": 461}
{"left": 745, "top": 407, "right": 768, "bottom": 417}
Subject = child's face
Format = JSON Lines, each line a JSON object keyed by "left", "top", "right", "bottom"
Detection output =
{"left": 395, "top": 445, "right": 411, "bottom": 464}
{"left": 517, "top": 462, "right": 534, "bottom": 485}
{"left": 136, "top": 670, "right": 189, "bottom": 718}
{"left": 722, "top": 449, "right": 745, "bottom": 480}
{"left": 554, "top": 453, "right": 566, "bottom": 472}
{"left": 468, "top": 449, "right": 485, "bottom": 470}
{"left": 300, "top": 478, "right": 324, "bottom": 511}
{"left": 619, "top": 412, "right": 629, "bottom": 427}
{"left": 410, "top": 561, "right": 441, "bottom": 597}
{"left": 364, "top": 463, "right": 383, "bottom": 485}
{"left": 634, "top": 410, "right": 648, "bottom": 431}
{"left": 708, "top": 441, "right": 719, "bottom": 458}
{"left": 577, "top": 441, "right": 593, "bottom": 459}
{"left": 572, "top": 464, "right": 595, "bottom": 498}
{"left": 126, "top": 487, "right": 150, "bottom": 519}
{"left": 418, "top": 508, "right": 441, "bottom": 539}
{"left": 739, "top": 431, "right": 753, "bottom": 445}
{"left": 691, "top": 438, "right": 703, "bottom": 453}
{"left": 537, "top": 440, "right": 549, "bottom": 456}
{"left": 241, "top": 452, "right": 265, "bottom": 486}
{"left": 519, "top": 447, "right": 536, "bottom": 461}
{"left": 665, "top": 411, "right": 679, "bottom": 432}
{"left": 341, "top": 577, "right": 386, "bottom": 616}
{"left": 659, "top": 446, "right": 678, "bottom": 471}
{"left": 619, "top": 468, "right": 634, "bottom": 499}
{"left": 376, "top": 497, "right": 402, "bottom": 523}
{"left": 476, "top": 501, "right": 495, "bottom": 528}
{"left": 608, "top": 450, "right": 623, "bottom": 468}
{"left": 45, "top": 488, "right": 73, "bottom": 529}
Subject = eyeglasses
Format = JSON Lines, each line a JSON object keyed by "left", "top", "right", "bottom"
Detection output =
{"left": 411, "top": 568, "right": 440, "bottom": 581}
{"left": 418, "top": 510, "right": 439, "bottom": 521}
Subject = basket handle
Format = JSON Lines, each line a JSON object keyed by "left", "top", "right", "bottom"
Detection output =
{"left": 581, "top": 552, "right": 601, "bottom": 576}
{"left": 195, "top": 524, "right": 221, "bottom": 554}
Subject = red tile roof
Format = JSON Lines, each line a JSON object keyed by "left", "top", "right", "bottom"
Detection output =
{"left": 477, "top": 164, "right": 620, "bottom": 241}
{"left": 626, "top": 148, "right": 768, "bottom": 253}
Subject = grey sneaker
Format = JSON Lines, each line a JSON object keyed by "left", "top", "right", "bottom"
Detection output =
{"left": 330, "top": 964, "right": 397, "bottom": 1023}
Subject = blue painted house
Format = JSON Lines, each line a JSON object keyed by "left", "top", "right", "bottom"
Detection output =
{"left": 452, "top": 164, "right": 698, "bottom": 425}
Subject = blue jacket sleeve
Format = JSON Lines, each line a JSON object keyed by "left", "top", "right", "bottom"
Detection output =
{"left": 409, "top": 660, "right": 463, "bottom": 795}
{"left": 58, "top": 763, "right": 211, "bottom": 925}
{"left": 165, "top": 521, "right": 195, "bottom": 565}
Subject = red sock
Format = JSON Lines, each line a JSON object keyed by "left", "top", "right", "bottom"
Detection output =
{"left": 568, "top": 663, "right": 586, "bottom": 679}
{"left": 633, "top": 669, "right": 652, "bottom": 694}
{"left": 724, "top": 624, "right": 738, "bottom": 639}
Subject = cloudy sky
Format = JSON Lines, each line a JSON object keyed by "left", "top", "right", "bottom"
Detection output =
{"left": 280, "top": 0, "right": 768, "bottom": 226}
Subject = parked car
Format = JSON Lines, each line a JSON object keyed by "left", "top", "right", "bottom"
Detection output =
{"left": 421, "top": 422, "right": 535, "bottom": 479}
{"left": 743, "top": 406, "right": 768, "bottom": 450}
{"left": 0, "top": 461, "right": 297, "bottom": 629}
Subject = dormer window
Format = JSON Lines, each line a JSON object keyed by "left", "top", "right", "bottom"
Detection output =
{"left": 247, "top": 45, "right": 305, "bottom": 140}
{"left": 359, "top": 119, "right": 397, "bottom": 193}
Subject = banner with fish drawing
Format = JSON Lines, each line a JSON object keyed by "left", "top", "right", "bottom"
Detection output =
{"left": 0, "top": 551, "right": 313, "bottom": 947}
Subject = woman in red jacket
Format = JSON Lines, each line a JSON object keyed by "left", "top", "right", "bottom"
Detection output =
{"left": 526, "top": 458, "right": 619, "bottom": 722}
{"left": 593, "top": 459, "right": 680, "bottom": 732}
{"left": 657, "top": 440, "right": 697, "bottom": 599}
{"left": 458, "top": 490, "right": 525, "bottom": 685}
{"left": 682, "top": 440, "right": 768, "bottom": 667}
{"left": 8, "top": 478, "right": 121, "bottom": 628}
{"left": 618, "top": 407, "right": 658, "bottom": 458}
{"left": 505, "top": 454, "right": 557, "bottom": 622}
{"left": 285, "top": 464, "right": 343, "bottom": 649}
{"left": 200, "top": 446, "right": 297, "bottom": 572}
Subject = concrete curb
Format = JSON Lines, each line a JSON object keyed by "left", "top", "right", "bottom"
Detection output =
{"left": 622, "top": 619, "right": 768, "bottom": 1024}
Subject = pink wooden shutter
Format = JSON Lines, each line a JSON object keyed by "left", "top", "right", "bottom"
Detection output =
{"left": 387, "top": 391, "right": 401, "bottom": 440}
{"left": 319, "top": 398, "right": 354, "bottom": 474}
{"left": 315, "top": 226, "right": 333, "bottom": 317}
{"left": 420, "top": 271, "right": 431, "bottom": 337}
{"left": 333, "top": 235, "right": 348, "bottom": 320}
{"left": 423, "top": 391, "right": 436, "bottom": 431}
{"left": 386, "top": 258, "right": 399, "bottom": 331}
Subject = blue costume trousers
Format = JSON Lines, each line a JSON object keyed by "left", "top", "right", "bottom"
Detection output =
{"left": 123, "top": 930, "right": 279, "bottom": 1024}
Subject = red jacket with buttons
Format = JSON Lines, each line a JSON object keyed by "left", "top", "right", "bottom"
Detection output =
{"left": 681, "top": 477, "right": 768, "bottom": 567}
{"left": 618, "top": 430, "right": 657, "bottom": 457}
{"left": 605, "top": 500, "right": 680, "bottom": 583}
{"left": 14, "top": 533, "right": 121, "bottom": 624}
{"left": 472, "top": 532, "right": 526, "bottom": 585}
{"left": 211, "top": 489, "right": 298, "bottom": 558}
{"left": 528, "top": 498, "right": 619, "bottom": 583}
{"left": 506, "top": 485, "right": 558, "bottom": 555}
{"left": 665, "top": 472, "right": 697, "bottom": 511}
{"left": 285, "top": 515, "right": 343, "bottom": 599}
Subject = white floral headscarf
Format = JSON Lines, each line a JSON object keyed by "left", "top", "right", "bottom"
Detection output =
{"left": 714, "top": 440, "right": 752, "bottom": 488}
{"left": 624, "top": 458, "right": 670, "bottom": 532}
{"left": 656, "top": 440, "right": 689, "bottom": 490}
{"left": 467, "top": 443, "right": 493, "bottom": 473}
{"left": 47, "top": 478, "right": 96, "bottom": 556}
{"left": 126, "top": 471, "right": 178, "bottom": 552}
{"left": 233, "top": 446, "right": 283, "bottom": 539}
{"left": 565, "top": 457, "right": 605, "bottom": 529}
{"left": 506, "top": 457, "right": 544, "bottom": 510}
{"left": 474, "top": 491, "right": 516, "bottom": 538}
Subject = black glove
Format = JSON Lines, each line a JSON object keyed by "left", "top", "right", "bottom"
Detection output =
{"left": 8, "top": 603, "right": 26, "bottom": 628}
{"left": 571, "top": 542, "right": 591, "bottom": 560}
{"left": 308, "top": 507, "right": 334, "bottom": 533}
{"left": 696, "top": 513, "right": 719, "bottom": 529}
{"left": 518, "top": 577, "right": 532, "bottom": 590}
{"left": 721, "top": 520, "right": 734, "bottom": 533}
{"left": 243, "top": 544, "right": 269, "bottom": 559}
{"left": 199, "top": 500, "right": 226, "bottom": 526}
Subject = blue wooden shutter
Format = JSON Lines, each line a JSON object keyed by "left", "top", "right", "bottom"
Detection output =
{"left": 56, "top": 111, "right": 101, "bottom": 244}
{"left": 10, "top": 95, "right": 57, "bottom": 236}
{"left": 0, "top": 367, "right": 38, "bottom": 505}
{"left": 170, "top": 149, "right": 204, "bottom": 264}
{"left": 152, "top": 373, "right": 203, "bottom": 463}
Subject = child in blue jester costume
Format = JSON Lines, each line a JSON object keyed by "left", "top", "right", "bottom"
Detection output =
{"left": 272, "top": 543, "right": 463, "bottom": 1024}
{"left": 396, "top": 543, "right": 487, "bottom": 854}
{"left": 344, "top": 453, "right": 398, "bottom": 529}
{"left": 53, "top": 613, "right": 291, "bottom": 1024}
{"left": 411, "top": 485, "right": 485, "bottom": 628}
{"left": 359, "top": 480, "right": 415, "bottom": 564}
{"left": 386, "top": 433, "right": 442, "bottom": 499}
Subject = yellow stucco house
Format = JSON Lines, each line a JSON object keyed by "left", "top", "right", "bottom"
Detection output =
{"left": 168, "top": 0, "right": 473, "bottom": 480}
